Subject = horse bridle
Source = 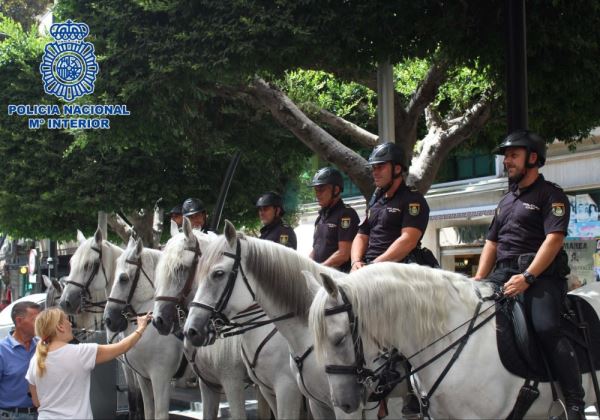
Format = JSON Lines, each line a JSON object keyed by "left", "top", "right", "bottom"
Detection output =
{"left": 107, "top": 255, "right": 155, "bottom": 320}
{"left": 323, "top": 287, "right": 374, "bottom": 385}
{"left": 154, "top": 240, "right": 202, "bottom": 327}
{"left": 64, "top": 245, "right": 108, "bottom": 312}
{"left": 189, "top": 238, "right": 256, "bottom": 331}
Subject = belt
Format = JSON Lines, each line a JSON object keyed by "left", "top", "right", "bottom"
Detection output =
{"left": 495, "top": 259, "right": 519, "bottom": 270}
{"left": 0, "top": 407, "right": 37, "bottom": 414}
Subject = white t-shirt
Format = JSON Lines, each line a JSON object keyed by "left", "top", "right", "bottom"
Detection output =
{"left": 26, "top": 343, "right": 98, "bottom": 420}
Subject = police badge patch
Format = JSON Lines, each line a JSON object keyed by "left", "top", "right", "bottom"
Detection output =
{"left": 39, "top": 20, "right": 99, "bottom": 102}
{"left": 408, "top": 203, "right": 420, "bottom": 216}
{"left": 279, "top": 234, "right": 289, "bottom": 245}
{"left": 552, "top": 203, "right": 565, "bottom": 217}
{"left": 341, "top": 217, "right": 351, "bottom": 229}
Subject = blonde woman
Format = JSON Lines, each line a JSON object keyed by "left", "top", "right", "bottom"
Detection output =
{"left": 25, "top": 308, "right": 151, "bottom": 419}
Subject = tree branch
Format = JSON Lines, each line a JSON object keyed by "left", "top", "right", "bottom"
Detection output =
{"left": 107, "top": 213, "right": 134, "bottom": 243}
{"left": 246, "top": 78, "right": 374, "bottom": 198}
{"left": 314, "top": 108, "right": 378, "bottom": 148}
{"left": 409, "top": 94, "right": 493, "bottom": 192}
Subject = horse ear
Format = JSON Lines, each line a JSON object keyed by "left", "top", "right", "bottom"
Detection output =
{"left": 135, "top": 238, "right": 144, "bottom": 256}
{"left": 223, "top": 220, "right": 236, "bottom": 248}
{"left": 94, "top": 226, "right": 103, "bottom": 244}
{"left": 76, "top": 229, "right": 86, "bottom": 245}
{"left": 51, "top": 278, "right": 62, "bottom": 293}
{"left": 320, "top": 273, "right": 339, "bottom": 298}
{"left": 170, "top": 220, "right": 179, "bottom": 237}
{"left": 182, "top": 217, "right": 193, "bottom": 239}
{"left": 42, "top": 274, "right": 52, "bottom": 289}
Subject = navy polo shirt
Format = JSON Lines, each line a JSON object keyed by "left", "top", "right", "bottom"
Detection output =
{"left": 259, "top": 218, "right": 297, "bottom": 250}
{"left": 312, "top": 199, "right": 360, "bottom": 271}
{"left": 0, "top": 333, "right": 38, "bottom": 408}
{"left": 487, "top": 175, "right": 570, "bottom": 262}
{"left": 359, "top": 182, "right": 430, "bottom": 262}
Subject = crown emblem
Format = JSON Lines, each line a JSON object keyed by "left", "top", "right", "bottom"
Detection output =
{"left": 49, "top": 20, "right": 89, "bottom": 42}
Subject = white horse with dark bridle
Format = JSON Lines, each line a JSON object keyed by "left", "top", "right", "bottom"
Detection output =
{"left": 183, "top": 221, "right": 406, "bottom": 419}
{"left": 308, "top": 262, "right": 600, "bottom": 418}
{"left": 152, "top": 219, "right": 250, "bottom": 419}
{"left": 104, "top": 237, "right": 183, "bottom": 420}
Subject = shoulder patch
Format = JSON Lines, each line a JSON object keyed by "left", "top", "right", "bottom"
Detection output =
{"left": 408, "top": 203, "right": 421, "bottom": 216}
{"left": 279, "top": 234, "right": 289, "bottom": 245}
{"left": 341, "top": 217, "right": 351, "bottom": 229}
{"left": 552, "top": 203, "right": 566, "bottom": 217}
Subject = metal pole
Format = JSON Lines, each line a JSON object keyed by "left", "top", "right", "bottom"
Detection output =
{"left": 506, "top": 0, "right": 528, "bottom": 131}
{"left": 377, "top": 60, "right": 396, "bottom": 144}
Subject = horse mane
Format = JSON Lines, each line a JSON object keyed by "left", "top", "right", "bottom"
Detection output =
{"left": 199, "top": 234, "right": 340, "bottom": 317}
{"left": 310, "top": 262, "right": 494, "bottom": 358}
{"left": 156, "top": 230, "right": 213, "bottom": 290}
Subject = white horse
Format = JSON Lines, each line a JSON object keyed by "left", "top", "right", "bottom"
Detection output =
{"left": 184, "top": 221, "right": 405, "bottom": 419}
{"left": 104, "top": 237, "right": 183, "bottom": 420}
{"left": 308, "top": 262, "right": 600, "bottom": 418}
{"left": 153, "top": 219, "right": 249, "bottom": 420}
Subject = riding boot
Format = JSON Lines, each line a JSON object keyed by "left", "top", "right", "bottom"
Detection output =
{"left": 401, "top": 361, "right": 421, "bottom": 416}
{"left": 552, "top": 337, "right": 585, "bottom": 414}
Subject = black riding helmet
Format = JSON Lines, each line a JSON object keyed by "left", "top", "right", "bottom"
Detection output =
{"left": 256, "top": 192, "right": 284, "bottom": 214}
{"left": 182, "top": 198, "right": 205, "bottom": 217}
{"left": 309, "top": 167, "right": 344, "bottom": 192}
{"left": 368, "top": 142, "right": 408, "bottom": 170}
{"left": 494, "top": 130, "right": 547, "bottom": 168}
{"left": 169, "top": 204, "right": 182, "bottom": 215}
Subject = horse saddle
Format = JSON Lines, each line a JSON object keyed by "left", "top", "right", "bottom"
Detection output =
{"left": 496, "top": 293, "right": 600, "bottom": 382}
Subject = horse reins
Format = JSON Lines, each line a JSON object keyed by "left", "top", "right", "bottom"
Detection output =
{"left": 106, "top": 255, "right": 155, "bottom": 321}
{"left": 64, "top": 245, "right": 108, "bottom": 313}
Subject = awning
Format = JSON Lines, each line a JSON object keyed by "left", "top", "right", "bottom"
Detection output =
{"left": 430, "top": 204, "right": 497, "bottom": 221}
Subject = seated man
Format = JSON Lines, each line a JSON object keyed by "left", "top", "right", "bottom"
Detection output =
{"left": 256, "top": 192, "right": 297, "bottom": 249}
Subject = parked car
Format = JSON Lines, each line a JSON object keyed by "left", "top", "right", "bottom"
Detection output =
{"left": 0, "top": 293, "right": 46, "bottom": 340}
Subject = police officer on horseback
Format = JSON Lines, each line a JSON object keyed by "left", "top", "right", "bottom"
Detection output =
{"left": 256, "top": 192, "right": 297, "bottom": 249}
{"left": 475, "top": 130, "right": 584, "bottom": 418}
{"left": 309, "top": 167, "right": 359, "bottom": 272}
{"left": 182, "top": 198, "right": 208, "bottom": 231}
{"left": 351, "top": 142, "right": 434, "bottom": 272}
{"left": 169, "top": 204, "right": 183, "bottom": 229}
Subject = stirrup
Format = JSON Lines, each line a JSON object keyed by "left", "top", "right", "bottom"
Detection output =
{"left": 548, "top": 399, "right": 567, "bottom": 420}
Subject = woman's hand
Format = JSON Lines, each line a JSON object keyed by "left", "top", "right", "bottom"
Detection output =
{"left": 136, "top": 313, "right": 152, "bottom": 331}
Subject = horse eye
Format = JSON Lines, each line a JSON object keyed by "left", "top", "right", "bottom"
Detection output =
{"left": 334, "top": 335, "right": 346, "bottom": 347}
{"left": 119, "top": 273, "right": 129, "bottom": 283}
{"left": 213, "top": 270, "right": 225, "bottom": 278}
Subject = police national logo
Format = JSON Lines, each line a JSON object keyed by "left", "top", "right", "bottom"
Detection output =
{"left": 40, "top": 20, "right": 99, "bottom": 102}
{"left": 408, "top": 203, "right": 421, "bottom": 216}
{"left": 552, "top": 203, "right": 565, "bottom": 217}
{"left": 341, "top": 217, "right": 351, "bottom": 229}
{"left": 279, "top": 234, "right": 289, "bottom": 245}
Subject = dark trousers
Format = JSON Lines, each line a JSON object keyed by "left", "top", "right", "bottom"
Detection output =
{"left": 488, "top": 267, "right": 585, "bottom": 406}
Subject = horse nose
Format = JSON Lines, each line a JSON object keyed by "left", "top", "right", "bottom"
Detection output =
{"left": 104, "top": 317, "right": 113, "bottom": 329}
{"left": 339, "top": 403, "right": 354, "bottom": 413}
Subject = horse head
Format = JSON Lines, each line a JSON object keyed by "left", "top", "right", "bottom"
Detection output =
{"left": 153, "top": 216, "right": 210, "bottom": 335}
{"left": 60, "top": 227, "right": 111, "bottom": 314}
{"left": 43, "top": 274, "right": 65, "bottom": 309}
{"left": 184, "top": 220, "right": 254, "bottom": 347}
{"left": 104, "top": 237, "right": 155, "bottom": 333}
{"left": 307, "top": 271, "right": 364, "bottom": 413}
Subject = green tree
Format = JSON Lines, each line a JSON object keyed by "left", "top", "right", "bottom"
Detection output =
{"left": 56, "top": 0, "right": 600, "bottom": 198}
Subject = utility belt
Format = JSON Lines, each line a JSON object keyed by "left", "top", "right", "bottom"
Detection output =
{"left": 366, "top": 244, "right": 440, "bottom": 268}
{"left": 0, "top": 407, "right": 37, "bottom": 414}
{"left": 495, "top": 249, "right": 570, "bottom": 278}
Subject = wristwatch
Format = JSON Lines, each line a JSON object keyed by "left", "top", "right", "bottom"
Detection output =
{"left": 522, "top": 270, "right": 536, "bottom": 285}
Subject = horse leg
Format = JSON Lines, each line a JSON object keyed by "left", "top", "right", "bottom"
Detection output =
{"left": 136, "top": 374, "right": 155, "bottom": 420}
{"left": 122, "top": 365, "right": 144, "bottom": 420}
{"left": 150, "top": 373, "right": 172, "bottom": 420}
{"left": 256, "top": 386, "right": 276, "bottom": 419}
{"left": 220, "top": 377, "right": 248, "bottom": 420}
{"left": 274, "top": 380, "right": 304, "bottom": 420}
{"left": 199, "top": 379, "right": 221, "bottom": 420}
